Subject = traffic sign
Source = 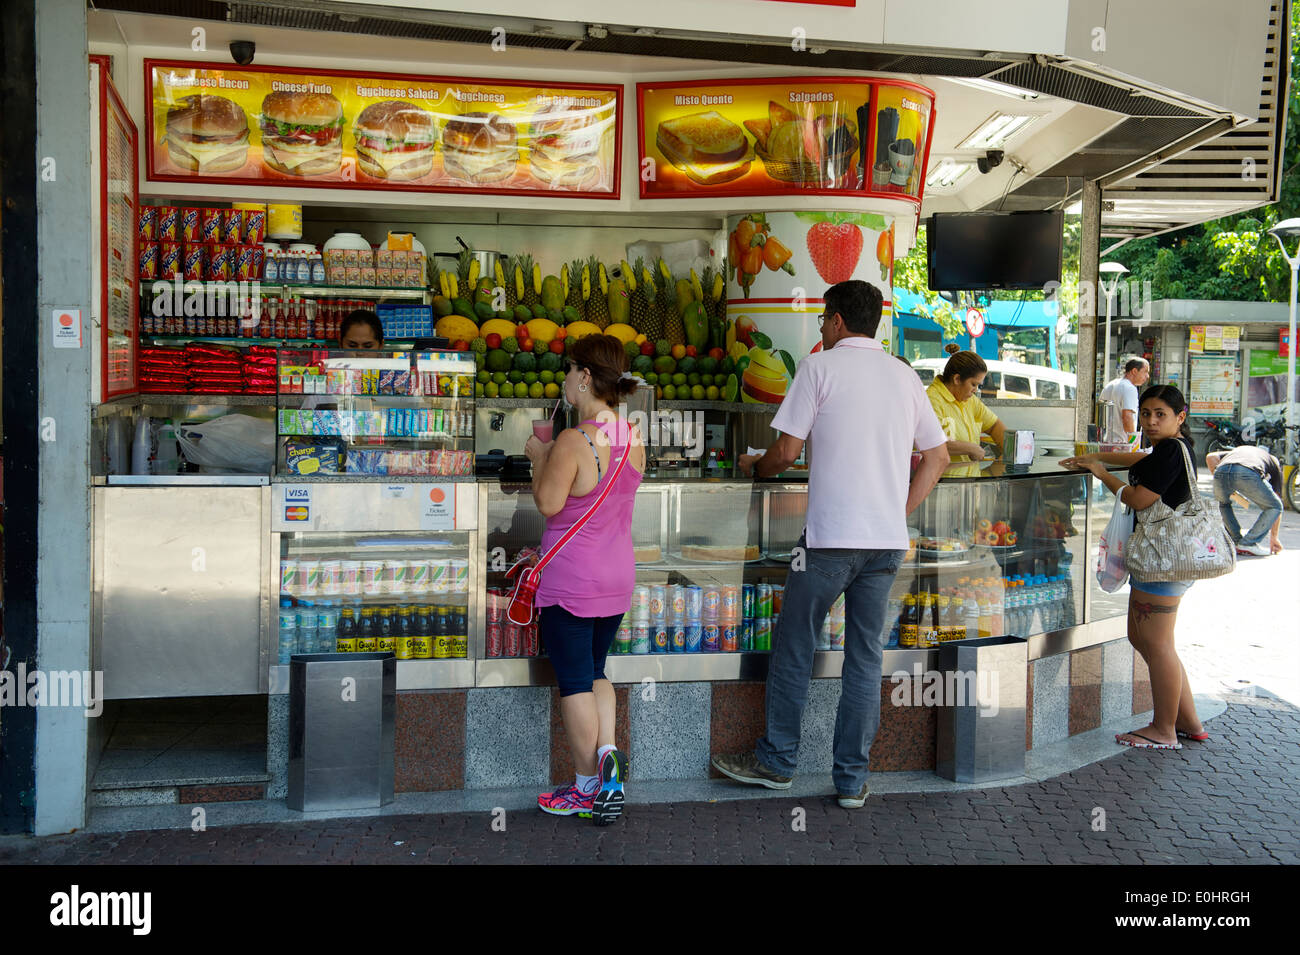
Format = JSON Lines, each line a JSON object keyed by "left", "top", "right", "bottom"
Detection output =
{"left": 965, "top": 307, "right": 985, "bottom": 339}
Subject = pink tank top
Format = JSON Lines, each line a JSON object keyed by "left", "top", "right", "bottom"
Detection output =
{"left": 535, "top": 417, "right": 642, "bottom": 618}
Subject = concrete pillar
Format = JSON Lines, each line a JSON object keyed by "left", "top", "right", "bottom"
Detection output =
{"left": 1075, "top": 181, "right": 1101, "bottom": 441}
{"left": 34, "top": 0, "right": 93, "bottom": 834}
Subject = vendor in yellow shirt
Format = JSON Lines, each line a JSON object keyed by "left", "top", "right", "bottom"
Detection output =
{"left": 925, "top": 345, "right": 1006, "bottom": 462}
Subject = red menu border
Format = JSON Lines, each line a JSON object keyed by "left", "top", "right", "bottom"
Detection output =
{"left": 636, "top": 75, "right": 936, "bottom": 205}
{"left": 143, "top": 59, "right": 623, "bottom": 200}
{"left": 97, "top": 57, "right": 140, "bottom": 400}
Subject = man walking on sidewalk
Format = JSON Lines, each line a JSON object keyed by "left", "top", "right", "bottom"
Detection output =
{"left": 715, "top": 280, "right": 949, "bottom": 808}
{"left": 1098, "top": 357, "right": 1150, "bottom": 446}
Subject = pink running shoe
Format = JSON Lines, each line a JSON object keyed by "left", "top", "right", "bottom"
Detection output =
{"left": 537, "top": 783, "right": 596, "bottom": 817}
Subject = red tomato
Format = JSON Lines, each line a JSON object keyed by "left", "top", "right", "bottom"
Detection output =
{"left": 640, "top": 340, "right": 656, "bottom": 356}
{"left": 549, "top": 339, "right": 564, "bottom": 354}
{"left": 517, "top": 324, "right": 529, "bottom": 340}
{"left": 452, "top": 339, "right": 469, "bottom": 351}
{"left": 685, "top": 345, "right": 697, "bottom": 357}
{"left": 520, "top": 337, "right": 534, "bottom": 353}
{"left": 485, "top": 333, "right": 502, "bottom": 349}
{"left": 708, "top": 347, "right": 725, "bottom": 361}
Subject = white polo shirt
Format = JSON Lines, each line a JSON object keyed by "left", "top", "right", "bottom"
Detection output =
{"left": 770, "top": 336, "right": 946, "bottom": 550}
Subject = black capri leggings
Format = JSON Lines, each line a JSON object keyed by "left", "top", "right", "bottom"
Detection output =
{"left": 539, "top": 605, "right": 623, "bottom": 697}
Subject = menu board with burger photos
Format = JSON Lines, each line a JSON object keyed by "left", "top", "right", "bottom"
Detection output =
{"left": 638, "top": 77, "right": 933, "bottom": 201}
{"left": 145, "top": 60, "right": 621, "bottom": 197}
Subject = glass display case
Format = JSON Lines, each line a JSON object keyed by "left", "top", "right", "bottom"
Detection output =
{"left": 896, "top": 462, "right": 1090, "bottom": 648}
{"left": 276, "top": 348, "right": 475, "bottom": 478}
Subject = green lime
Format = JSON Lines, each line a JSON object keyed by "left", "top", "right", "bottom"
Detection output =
{"left": 476, "top": 369, "right": 489, "bottom": 383}
{"left": 474, "top": 382, "right": 484, "bottom": 397}
{"left": 691, "top": 384, "right": 705, "bottom": 400}
{"left": 544, "top": 382, "right": 560, "bottom": 399}
{"left": 700, "top": 374, "right": 713, "bottom": 387}
{"left": 672, "top": 373, "right": 686, "bottom": 387}
{"left": 663, "top": 384, "right": 677, "bottom": 400}
{"left": 539, "top": 370, "right": 555, "bottom": 384}
{"left": 485, "top": 382, "right": 500, "bottom": 398}
{"left": 529, "top": 381, "right": 545, "bottom": 399}
{"left": 524, "top": 372, "right": 539, "bottom": 385}
{"left": 687, "top": 373, "right": 701, "bottom": 387}
{"left": 646, "top": 373, "right": 659, "bottom": 386}
{"left": 723, "top": 374, "right": 739, "bottom": 402}
{"left": 556, "top": 371, "right": 565, "bottom": 383}
{"left": 500, "top": 382, "right": 514, "bottom": 398}
{"left": 705, "top": 385, "right": 720, "bottom": 400}
{"left": 492, "top": 371, "right": 507, "bottom": 385}
{"left": 508, "top": 370, "right": 523, "bottom": 383}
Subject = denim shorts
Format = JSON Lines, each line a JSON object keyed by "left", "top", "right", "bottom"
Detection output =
{"left": 1128, "top": 576, "right": 1193, "bottom": 598}
{"left": 538, "top": 605, "right": 623, "bottom": 697}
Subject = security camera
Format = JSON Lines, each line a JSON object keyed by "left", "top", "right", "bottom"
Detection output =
{"left": 977, "top": 150, "right": 1005, "bottom": 174}
{"left": 230, "top": 41, "right": 255, "bottom": 66}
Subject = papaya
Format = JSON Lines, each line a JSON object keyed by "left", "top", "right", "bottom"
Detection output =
{"left": 607, "top": 278, "right": 631, "bottom": 326}
{"left": 479, "top": 318, "right": 518, "bottom": 341}
{"left": 563, "top": 321, "right": 602, "bottom": 341}
{"left": 541, "top": 275, "right": 564, "bottom": 311}
{"left": 434, "top": 315, "right": 480, "bottom": 343}
{"left": 604, "top": 322, "right": 638, "bottom": 344}
{"left": 524, "top": 317, "right": 560, "bottom": 343}
{"left": 683, "top": 300, "right": 709, "bottom": 351}
{"left": 675, "top": 279, "right": 695, "bottom": 314}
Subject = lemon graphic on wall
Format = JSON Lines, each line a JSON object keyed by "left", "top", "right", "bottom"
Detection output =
{"left": 741, "top": 348, "right": 791, "bottom": 404}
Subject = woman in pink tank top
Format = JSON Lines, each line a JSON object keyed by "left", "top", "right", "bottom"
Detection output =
{"left": 523, "top": 335, "right": 644, "bottom": 825}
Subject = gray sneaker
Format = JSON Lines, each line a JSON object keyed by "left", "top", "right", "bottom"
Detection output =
{"left": 837, "top": 783, "right": 870, "bottom": 809}
{"left": 711, "top": 753, "right": 792, "bottom": 790}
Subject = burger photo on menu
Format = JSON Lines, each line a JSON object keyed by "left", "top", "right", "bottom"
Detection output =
{"left": 527, "top": 100, "right": 611, "bottom": 191}
{"left": 353, "top": 100, "right": 438, "bottom": 181}
{"left": 440, "top": 112, "right": 520, "bottom": 185}
{"left": 259, "top": 90, "right": 345, "bottom": 177}
{"left": 163, "top": 94, "right": 250, "bottom": 174}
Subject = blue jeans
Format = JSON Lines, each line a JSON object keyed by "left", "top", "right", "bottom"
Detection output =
{"left": 755, "top": 534, "right": 904, "bottom": 795}
{"left": 1213, "top": 463, "right": 1282, "bottom": 547}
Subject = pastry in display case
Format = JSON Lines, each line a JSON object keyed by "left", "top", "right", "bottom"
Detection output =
{"left": 275, "top": 348, "right": 475, "bottom": 477}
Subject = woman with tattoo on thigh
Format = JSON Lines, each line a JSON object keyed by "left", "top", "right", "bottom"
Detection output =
{"left": 1062, "top": 385, "right": 1205, "bottom": 750}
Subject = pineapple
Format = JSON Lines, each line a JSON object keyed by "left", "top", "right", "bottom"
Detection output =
{"left": 585, "top": 256, "right": 610, "bottom": 328}
{"left": 496, "top": 257, "right": 515, "bottom": 308}
{"left": 455, "top": 249, "right": 475, "bottom": 302}
{"left": 565, "top": 258, "right": 584, "bottom": 313}
{"left": 627, "top": 257, "right": 652, "bottom": 337}
{"left": 517, "top": 253, "right": 538, "bottom": 307}
{"left": 649, "top": 259, "right": 675, "bottom": 344}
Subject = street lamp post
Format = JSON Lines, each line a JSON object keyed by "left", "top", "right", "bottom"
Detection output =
{"left": 1099, "top": 261, "right": 1129, "bottom": 387}
{"left": 1267, "top": 219, "right": 1300, "bottom": 466}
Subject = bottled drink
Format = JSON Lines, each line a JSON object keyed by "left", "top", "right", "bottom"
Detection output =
{"left": 938, "top": 594, "right": 955, "bottom": 642}
{"left": 899, "top": 594, "right": 919, "bottom": 648}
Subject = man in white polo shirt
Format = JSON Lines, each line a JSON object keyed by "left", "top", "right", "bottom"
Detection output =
{"left": 713, "top": 280, "right": 949, "bottom": 809}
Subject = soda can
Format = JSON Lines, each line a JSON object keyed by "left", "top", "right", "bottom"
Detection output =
{"left": 183, "top": 243, "right": 206, "bottom": 281}
{"left": 522, "top": 620, "right": 538, "bottom": 658}
{"left": 702, "top": 588, "right": 721, "bottom": 618}
{"left": 244, "top": 209, "right": 267, "bottom": 244}
{"left": 138, "top": 206, "right": 158, "bottom": 240}
{"left": 684, "top": 622, "right": 703, "bottom": 653}
{"left": 772, "top": 585, "right": 784, "bottom": 615}
{"left": 138, "top": 241, "right": 159, "bottom": 280}
{"left": 485, "top": 589, "right": 506, "bottom": 624}
{"left": 755, "top": 583, "right": 773, "bottom": 618}
{"left": 200, "top": 207, "right": 223, "bottom": 244}
{"left": 234, "top": 244, "right": 258, "bottom": 280}
{"left": 684, "top": 585, "right": 703, "bottom": 621}
{"left": 222, "top": 208, "right": 244, "bottom": 245}
{"left": 159, "top": 241, "right": 182, "bottom": 279}
{"left": 386, "top": 559, "right": 408, "bottom": 595}
{"left": 755, "top": 617, "right": 772, "bottom": 652}
{"left": 408, "top": 559, "right": 429, "bottom": 594}
{"left": 630, "top": 585, "right": 650, "bottom": 622}
{"left": 631, "top": 626, "right": 650, "bottom": 655}
{"left": 615, "top": 626, "right": 632, "bottom": 655}
{"left": 449, "top": 559, "right": 469, "bottom": 593}
{"left": 156, "top": 205, "right": 180, "bottom": 241}
{"left": 648, "top": 585, "right": 667, "bottom": 620}
{"left": 720, "top": 623, "right": 739, "bottom": 652}
{"left": 429, "top": 559, "right": 449, "bottom": 594}
{"left": 504, "top": 623, "right": 521, "bottom": 658}
{"left": 486, "top": 621, "right": 504, "bottom": 658}
{"left": 669, "top": 585, "right": 686, "bottom": 619}
{"left": 702, "top": 623, "right": 720, "bottom": 652}
{"left": 651, "top": 625, "right": 668, "bottom": 653}
{"left": 670, "top": 624, "right": 686, "bottom": 653}
{"left": 720, "top": 586, "right": 740, "bottom": 621}
{"left": 279, "top": 559, "right": 298, "bottom": 595}
{"left": 742, "top": 584, "right": 755, "bottom": 620}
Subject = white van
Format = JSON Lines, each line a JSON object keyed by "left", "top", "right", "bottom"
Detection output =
{"left": 910, "top": 359, "right": 1077, "bottom": 400}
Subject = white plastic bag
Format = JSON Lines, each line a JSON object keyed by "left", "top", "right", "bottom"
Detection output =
{"left": 1096, "top": 491, "right": 1133, "bottom": 593}
{"left": 175, "top": 414, "right": 275, "bottom": 474}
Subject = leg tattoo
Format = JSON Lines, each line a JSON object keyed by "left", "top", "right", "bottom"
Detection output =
{"left": 1130, "top": 599, "right": 1178, "bottom": 624}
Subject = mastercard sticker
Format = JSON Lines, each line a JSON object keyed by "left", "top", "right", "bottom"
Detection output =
{"left": 284, "top": 506, "right": 309, "bottom": 522}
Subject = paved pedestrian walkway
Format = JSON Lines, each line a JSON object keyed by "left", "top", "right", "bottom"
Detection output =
{"left": 0, "top": 688, "right": 1294, "bottom": 864}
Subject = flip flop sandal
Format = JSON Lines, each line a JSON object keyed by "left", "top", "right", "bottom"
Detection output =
{"left": 1176, "top": 730, "right": 1210, "bottom": 741}
{"left": 1116, "top": 731, "right": 1183, "bottom": 750}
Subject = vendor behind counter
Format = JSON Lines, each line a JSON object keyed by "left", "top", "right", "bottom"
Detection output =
{"left": 925, "top": 345, "right": 1007, "bottom": 463}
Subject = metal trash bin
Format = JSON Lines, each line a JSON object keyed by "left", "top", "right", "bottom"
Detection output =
{"left": 935, "top": 636, "right": 1028, "bottom": 783}
{"left": 288, "top": 652, "right": 396, "bottom": 811}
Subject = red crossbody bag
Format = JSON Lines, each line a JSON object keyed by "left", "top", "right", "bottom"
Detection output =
{"left": 505, "top": 439, "right": 633, "bottom": 626}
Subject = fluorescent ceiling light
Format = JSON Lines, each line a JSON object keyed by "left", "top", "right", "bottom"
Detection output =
{"left": 946, "top": 77, "right": 1040, "bottom": 101}
{"left": 957, "top": 112, "right": 1038, "bottom": 150}
{"left": 926, "top": 159, "right": 975, "bottom": 188}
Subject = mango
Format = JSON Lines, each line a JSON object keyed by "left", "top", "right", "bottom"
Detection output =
{"left": 541, "top": 274, "right": 564, "bottom": 311}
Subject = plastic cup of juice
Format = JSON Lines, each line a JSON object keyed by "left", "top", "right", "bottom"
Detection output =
{"left": 531, "top": 419, "right": 554, "bottom": 443}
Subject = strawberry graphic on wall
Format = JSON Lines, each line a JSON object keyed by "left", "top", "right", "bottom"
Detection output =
{"left": 803, "top": 213, "right": 864, "bottom": 284}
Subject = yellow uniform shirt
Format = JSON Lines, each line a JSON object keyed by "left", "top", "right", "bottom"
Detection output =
{"left": 926, "top": 379, "right": 999, "bottom": 461}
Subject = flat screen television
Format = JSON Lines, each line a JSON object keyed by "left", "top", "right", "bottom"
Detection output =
{"left": 926, "top": 211, "right": 1063, "bottom": 291}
